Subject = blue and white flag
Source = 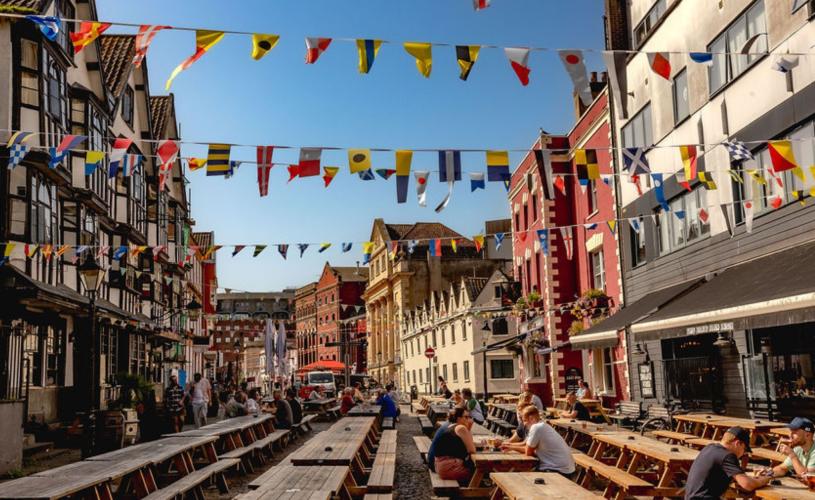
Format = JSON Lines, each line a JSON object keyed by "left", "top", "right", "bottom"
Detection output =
{"left": 438, "top": 150, "right": 462, "bottom": 182}
{"left": 297, "top": 243, "right": 309, "bottom": 258}
{"left": 494, "top": 233, "right": 505, "bottom": 250}
{"left": 689, "top": 52, "right": 713, "bottom": 65}
{"left": 537, "top": 229, "right": 549, "bottom": 256}
{"left": 341, "top": 242, "right": 353, "bottom": 253}
{"left": 407, "top": 240, "right": 418, "bottom": 255}
{"left": 112, "top": 245, "right": 128, "bottom": 260}
{"left": 8, "top": 144, "right": 30, "bottom": 169}
{"left": 628, "top": 217, "right": 641, "bottom": 233}
{"left": 121, "top": 154, "right": 142, "bottom": 177}
{"left": 651, "top": 173, "right": 670, "bottom": 212}
{"left": 469, "top": 172, "right": 485, "bottom": 191}
{"left": 358, "top": 169, "right": 376, "bottom": 181}
{"left": 26, "top": 16, "right": 61, "bottom": 41}
{"left": 623, "top": 147, "right": 651, "bottom": 175}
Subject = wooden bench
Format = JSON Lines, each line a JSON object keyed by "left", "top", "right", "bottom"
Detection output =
{"left": 366, "top": 452, "right": 396, "bottom": 493}
{"left": 487, "top": 418, "right": 515, "bottom": 437}
{"left": 412, "top": 402, "right": 428, "bottom": 414}
{"left": 429, "top": 470, "right": 460, "bottom": 497}
{"left": 382, "top": 417, "right": 395, "bottom": 430}
{"left": 413, "top": 436, "right": 432, "bottom": 463}
{"left": 652, "top": 430, "right": 696, "bottom": 444}
{"left": 364, "top": 495, "right": 393, "bottom": 500}
{"left": 418, "top": 416, "right": 436, "bottom": 435}
{"left": 247, "top": 430, "right": 290, "bottom": 459}
{"left": 326, "top": 405, "right": 343, "bottom": 420}
{"left": 141, "top": 458, "right": 238, "bottom": 500}
{"left": 220, "top": 445, "right": 259, "bottom": 474}
{"left": 607, "top": 401, "right": 643, "bottom": 428}
{"left": 750, "top": 447, "right": 786, "bottom": 464}
{"left": 572, "top": 452, "right": 654, "bottom": 498}
{"left": 296, "top": 414, "right": 317, "bottom": 434}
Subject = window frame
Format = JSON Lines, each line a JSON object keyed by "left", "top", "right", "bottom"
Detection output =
{"left": 590, "top": 250, "right": 606, "bottom": 291}
{"left": 633, "top": 0, "right": 668, "bottom": 48}
{"left": 707, "top": 1, "right": 768, "bottom": 96}
{"left": 621, "top": 103, "right": 653, "bottom": 149}
{"left": 121, "top": 85, "right": 134, "bottom": 127}
{"left": 489, "top": 358, "right": 515, "bottom": 380}
{"left": 672, "top": 68, "right": 690, "bottom": 125}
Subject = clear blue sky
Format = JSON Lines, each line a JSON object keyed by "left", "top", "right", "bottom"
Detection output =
{"left": 98, "top": 0, "right": 606, "bottom": 291}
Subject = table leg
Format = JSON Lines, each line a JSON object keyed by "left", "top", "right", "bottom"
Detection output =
{"left": 130, "top": 469, "right": 153, "bottom": 497}
{"left": 653, "top": 463, "right": 677, "bottom": 500}
{"left": 468, "top": 468, "right": 485, "bottom": 488}
{"left": 591, "top": 441, "right": 606, "bottom": 459}
{"left": 615, "top": 449, "right": 631, "bottom": 470}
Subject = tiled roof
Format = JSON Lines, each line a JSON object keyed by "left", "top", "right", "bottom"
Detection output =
{"left": 98, "top": 35, "right": 135, "bottom": 97}
{"left": 191, "top": 231, "right": 213, "bottom": 248}
{"left": 332, "top": 266, "right": 369, "bottom": 282}
{"left": 150, "top": 95, "right": 173, "bottom": 138}
{"left": 384, "top": 224, "right": 413, "bottom": 240}
{"left": 0, "top": 1, "right": 43, "bottom": 13}
{"left": 464, "top": 277, "right": 490, "bottom": 301}
{"left": 383, "top": 222, "right": 473, "bottom": 247}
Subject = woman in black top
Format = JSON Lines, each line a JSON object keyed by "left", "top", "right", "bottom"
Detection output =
{"left": 286, "top": 388, "right": 302, "bottom": 424}
{"left": 434, "top": 407, "right": 477, "bottom": 483}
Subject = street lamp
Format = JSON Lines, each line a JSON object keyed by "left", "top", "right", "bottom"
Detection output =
{"left": 186, "top": 298, "right": 202, "bottom": 322}
{"left": 481, "top": 319, "right": 492, "bottom": 401}
{"left": 77, "top": 256, "right": 104, "bottom": 457}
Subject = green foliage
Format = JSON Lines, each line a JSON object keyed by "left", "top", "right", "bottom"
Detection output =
{"left": 110, "top": 372, "right": 153, "bottom": 409}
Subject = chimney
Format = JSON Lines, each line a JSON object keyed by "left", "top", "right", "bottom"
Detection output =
{"left": 604, "top": 0, "right": 631, "bottom": 51}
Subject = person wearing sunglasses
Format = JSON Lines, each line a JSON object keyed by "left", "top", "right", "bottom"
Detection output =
{"left": 432, "top": 407, "right": 477, "bottom": 483}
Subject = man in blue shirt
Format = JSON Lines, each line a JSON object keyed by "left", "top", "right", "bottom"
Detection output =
{"left": 376, "top": 388, "right": 398, "bottom": 418}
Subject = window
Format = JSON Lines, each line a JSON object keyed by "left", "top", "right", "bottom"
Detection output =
{"left": 100, "top": 326, "right": 119, "bottom": 383}
{"left": 492, "top": 318, "right": 509, "bottom": 336}
{"left": 514, "top": 212, "right": 520, "bottom": 234}
{"left": 629, "top": 220, "right": 646, "bottom": 267}
{"left": 633, "top": 0, "right": 667, "bottom": 47}
{"left": 31, "top": 172, "right": 58, "bottom": 244}
{"left": 464, "top": 361, "right": 470, "bottom": 381}
{"left": 129, "top": 333, "right": 150, "bottom": 379}
{"left": 462, "top": 320, "right": 467, "bottom": 341}
{"left": 452, "top": 363, "right": 458, "bottom": 382}
{"left": 44, "top": 57, "right": 67, "bottom": 127}
{"left": 590, "top": 250, "right": 605, "bottom": 291}
{"left": 441, "top": 328, "right": 445, "bottom": 346}
{"left": 673, "top": 69, "right": 690, "bottom": 124}
{"left": 531, "top": 194, "right": 538, "bottom": 222}
{"left": 20, "top": 39, "right": 39, "bottom": 107}
{"left": 450, "top": 323, "right": 456, "bottom": 344}
{"left": 523, "top": 203, "right": 529, "bottom": 230}
{"left": 490, "top": 359, "right": 514, "bottom": 379}
{"left": 54, "top": 0, "right": 74, "bottom": 55}
{"left": 494, "top": 286, "right": 502, "bottom": 299}
{"left": 621, "top": 104, "right": 653, "bottom": 149}
{"left": 656, "top": 188, "right": 710, "bottom": 254}
{"left": 121, "top": 86, "right": 134, "bottom": 126}
{"left": 602, "top": 348, "right": 615, "bottom": 393}
{"left": 588, "top": 179, "right": 598, "bottom": 213}
{"left": 442, "top": 364, "right": 448, "bottom": 381}
{"left": 418, "top": 369, "right": 423, "bottom": 383}
{"left": 708, "top": 1, "right": 767, "bottom": 94}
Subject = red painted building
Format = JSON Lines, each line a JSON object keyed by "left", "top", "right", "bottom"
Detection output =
{"left": 564, "top": 81, "right": 629, "bottom": 405}
{"left": 314, "top": 263, "right": 368, "bottom": 372}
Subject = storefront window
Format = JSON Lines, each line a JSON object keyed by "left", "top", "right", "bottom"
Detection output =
{"left": 750, "top": 324, "right": 815, "bottom": 418}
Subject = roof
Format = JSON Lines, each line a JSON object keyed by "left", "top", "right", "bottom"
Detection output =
{"left": 331, "top": 266, "right": 369, "bottom": 282}
{"left": 384, "top": 223, "right": 414, "bottom": 240}
{"left": 191, "top": 231, "right": 213, "bottom": 249}
{"left": 149, "top": 95, "right": 173, "bottom": 138}
{"left": 98, "top": 35, "right": 135, "bottom": 97}
{"left": 463, "top": 277, "right": 490, "bottom": 301}
{"left": 632, "top": 241, "right": 815, "bottom": 340}
{"left": 0, "top": 1, "right": 43, "bottom": 13}
{"left": 216, "top": 291, "right": 295, "bottom": 301}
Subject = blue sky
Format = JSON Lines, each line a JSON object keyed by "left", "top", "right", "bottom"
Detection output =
{"left": 99, "top": 0, "right": 606, "bottom": 291}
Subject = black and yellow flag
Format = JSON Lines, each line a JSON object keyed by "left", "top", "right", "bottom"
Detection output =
{"left": 348, "top": 149, "right": 372, "bottom": 174}
{"left": 456, "top": 45, "right": 480, "bottom": 81}
{"left": 252, "top": 33, "right": 280, "bottom": 61}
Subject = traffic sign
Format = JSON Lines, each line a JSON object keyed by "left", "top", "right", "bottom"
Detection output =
{"left": 424, "top": 347, "right": 436, "bottom": 359}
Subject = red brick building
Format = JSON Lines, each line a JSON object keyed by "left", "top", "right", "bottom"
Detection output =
{"left": 295, "top": 283, "right": 317, "bottom": 369}
{"left": 314, "top": 263, "right": 368, "bottom": 372}
{"left": 564, "top": 83, "right": 629, "bottom": 405}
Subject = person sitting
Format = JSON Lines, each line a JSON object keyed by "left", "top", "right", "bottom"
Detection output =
{"left": 769, "top": 417, "right": 815, "bottom": 479}
{"left": 461, "top": 388, "right": 485, "bottom": 425}
{"left": 427, "top": 413, "right": 452, "bottom": 472}
{"left": 340, "top": 388, "right": 356, "bottom": 415}
{"left": 575, "top": 380, "right": 592, "bottom": 400}
{"left": 353, "top": 382, "right": 365, "bottom": 403}
{"left": 449, "top": 389, "right": 464, "bottom": 407}
{"left": 376, "top": 388, "right": 399, "bottom": 419}
{"left": 684, "top": 427, "right": 772, "bottom": 499}
{"left": 433, "top": 407, "right": 477, "bottom": 483}
{"left": 270, "top": 389, "right": 293, "bottom": 429}
{"left": 502, "top": 406, "right": 575, "bottom": 475}
{"left": 308, "top": 385, "right": 325, "bottom": 400}
{"left": 225, "top": 392, "right": 246, "bottom": 418}
{"left": 286, "top": 388, "right": 303, "bottom": 424}
{"left": 560, "top": 392, "right": 591, "bottom": 421}
{"left": 439, "top": 380, "right": 453, "bottom": 399}
{"left": 517, "top": 389, "right": 543, "bottom": 414}
{"left": 504, "top": 402, "right": 534, "bottom": 444}
{"left": 245, "top": 388, "right": 261, "bottom": 414}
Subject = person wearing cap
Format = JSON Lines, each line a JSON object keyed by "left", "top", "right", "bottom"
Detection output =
{"left": 770, "top": 417, "right": 815, "bottom": 479}
{"left": 684, "top": 426, "right": 772, "bottom": 499}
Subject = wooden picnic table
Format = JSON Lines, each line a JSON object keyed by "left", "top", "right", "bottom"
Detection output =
{"left": 489, "top": 403, "right": 518, "bottom": 420}
{"left": 491, "top": 471, "right": 598, "bottom": 499}
{"left": 163, "top": 414, "right": 274, "bottom": 453}
{"left": 427, "top": 403, "right": 455, "bottom": 423}
{"left": 468, "top": 451, "right": 539, "bottom": 488}
{"left": 289, "top": 417, "right": 376, "bottom": 467}
{"left": 241, "top": 464, "right": 350, "bottom": 499}
{"left": 491, "top": 394, "right": 521, "bottom": 404}
{"left": 553, "top": 398, "right": 610, "bottom": 423}
{"left": 346, "top": 404, "right": 381, "bottom": 417}
{"left": 673, "top": 413, "right": 728, "bottom": 437}
{"left": 471, "top": 422, "right": 496, "bottom": 436}
{"left": 0, "top": 458, "right": 148, "bottom": 499}
{"left": 753, "top": 476, "right": 815, "bottom": 499}
{"left": 704, "top": 417, "right": 781, "bottom": 447}
{"left": 549, "top": 418, "right": 617, "bottom": 449}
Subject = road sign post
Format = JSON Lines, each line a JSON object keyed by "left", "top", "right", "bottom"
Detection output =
{"left": 425, "top": 347, "right": 436, "bottom": 395}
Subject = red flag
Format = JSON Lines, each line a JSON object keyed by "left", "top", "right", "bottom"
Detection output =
{"left": 305, "top": 37, "right": 332, "bottom": 64}
{"left": 133, "top": 25, "right": 170, "bottom": 67}
{"left": 647, "top": 52, "right": 672, "bottom": 81}
{"left": 71, "top": 21, "right": 111, "bottom": 53}
{"left": 157, "top": 139, "right": 179, "bottom": 191}
{"left": 554, "top": 175, "right": 566, "bottom": 196}
{"left": 296, "top": 148, "right": 321, "bottom": 177}
{"left": 257, "top": 146, "right": 274, "bottom": 197}
{"left": 504, "top": 48, "right": 531, "bottom": 86}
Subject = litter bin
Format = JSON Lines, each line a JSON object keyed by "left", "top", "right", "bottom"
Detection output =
{"left": 410, "top": 385, "right": 418, "bottom": 402}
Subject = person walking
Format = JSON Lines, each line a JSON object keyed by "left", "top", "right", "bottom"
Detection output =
{"left": 164, "top": 375, "right": 186, "bottom": 433}
{"left": 188, "top": 373, "right": 211, "bottom": 428}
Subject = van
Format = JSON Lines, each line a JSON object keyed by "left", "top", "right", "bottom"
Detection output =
{"left": 305, "top": 371, "right": 336, "bottom": 397}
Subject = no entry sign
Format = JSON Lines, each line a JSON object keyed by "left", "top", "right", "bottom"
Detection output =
{"left": 425, "top": 347, "right": 436, "bottom": 359}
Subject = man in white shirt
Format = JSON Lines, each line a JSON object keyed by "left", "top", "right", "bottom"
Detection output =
{"left": 188, "top": 373, "right": 211, "bottom": 428}
{"left": 501, "top": 405, "right": 575, "bottom": 475}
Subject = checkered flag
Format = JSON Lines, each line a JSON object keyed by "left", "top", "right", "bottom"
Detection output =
{"left": 724, "top": 140, "right": 753, "bottom": 163}
{"left": 7, "top": 144, "right": 29, "bottom": 169}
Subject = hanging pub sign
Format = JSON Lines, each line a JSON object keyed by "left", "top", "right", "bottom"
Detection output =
{"left": 638, "top": 362, "right": 655, "bottom": 399}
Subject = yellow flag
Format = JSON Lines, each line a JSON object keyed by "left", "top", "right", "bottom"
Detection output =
{"left": 4, "top": 243, "right": 15, "bottom": 257}
{"left": 396, "top": 150, "right": 412, "bottom": 176}
{"left": 166, "top": 30, "right": 225, "bottom": 90}
{"left": 252, "top": 33, "right": 279, "bottom": 60}
{"left": 451, "top": 239, "right": 458, "bottom": 253}
{"left": 746, "top": 169, "right": 767, "bottom": 185}
{"left": 404, "top": 42, "right": 432, "bottom": 78}
{"left": 348, "top": 149, "right": 372, "bottom": 173}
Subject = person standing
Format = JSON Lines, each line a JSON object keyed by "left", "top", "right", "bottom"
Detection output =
{"left": 164, "top": 375, "right": 186, "bottom": 433}
{"left": 188, "top": 373, "right": 211, "bottom": 428}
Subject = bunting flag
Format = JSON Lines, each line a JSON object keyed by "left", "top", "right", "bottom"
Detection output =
{"left": 257, "top": 146, "right": 274, "bottom": 197}
{"left": 721, "top": 204, "right": 735, "bottom": 237}
{"left": 112, "top": 245, "right": 128, "bottom": 260}
{"left": 389, "top": 240, "right": 400, "bottom": 259}
{"left": 8, "top": 144, "right": 30, "bottom": 170}
{"left": 24, "top": 244, "right": 39, "bottom": 258}
{"left": 602, "top": 50, "right": 629, "bottom": 118}
{"left": 744, "top": 200, "right": 755, "bottom": 234}
{"left": 554, "top": 175, "right": 567, "bottom": 196}
{"left": 253, "top": 245, "right": 266, "bottom": 257}
{"left": 358, "top": 169, "right": 375, "bottom": 180}
{"left": 348, "top": 149, "right": 372, "bottom": 173}
{"left": 356, "top": 39, "right": 382, "bottom": 74}
{"left": 724, "top": 140, "right": 754, "bottom": 163}
{"left": 577, "top": 148, "right": 599, "bottom": 181}
{"left": 486, "top": 150, "right": 510, "bottom": 182}
{"left": 96, "top": 245, "right": 109, "bottom": 262}
{"left": 7, "top": 131, "right": 34, "bottom": 147}
{"left": 473, "top": 0, "right": 491, "bottom": 10}
{"left": 206, "top": 144, "right": 232, "bottom": 176}
{"left": 746, "top": 169, "right": 767, "bottom": 185}
{"left": 429, "top": 239, "right": 442, "bottom": 257}
{"left": 607, "top": 220, "right": 617, "bottom": 233}
{"left": 647, "top": 52, "right": 672, "bottom": 81}
{"left": 404, "top": 42, "right": 433, "bottom": 78}
{"left": 771, "top": 196, "right": 784, "bottom": 209}
{"left": 768, "top": 140, "right": 798, "bottom": 173}
{"left": 622, "top": 147, "right": 651, "bottom": 175}
{"left": 157, "top": 139, "right": 179, "bottom": 191}
{"left": 629, "top": 218, "right": 641, "bottom": 234}
{"left": 494, "top": 233, "right": 505, "bottom": 250}
{"left": 74, "top": 246, "right": 88, "bottom": 262}
{"left": 323, "top": 166, "right": 339, "bottom": 187}
{"left": 108, "top": 138, "right": 133, "bottom": 178}
{"left": 689, "top": 52, "right": 714, "bottom": 65}
{"left": 558, "top": 50, "right": 592, "bottom": 106}
{"left": 278, "top": 244, "right": 289, "bottom": 259}
{"left": 698, "top": 207, "right": 710, "bottom": 224}
{"left": 342, "top": 242, "right": 353, "bottom": 253}
{"left": 679, "top": 145, "right": 697, "bottom": 190}
{"left": 396, "top": 150, "right": 412, "bottom": 203}
{"left": 362, "top": 241, "right": 374, "bottom": 264}
{"left": 534, "top": 149, "right": 555, "bottom": 200}
{"left": 25, "top": 15, "right": 61, "bottom": 41}
{"left": 473, "top": 235, "right": 485, "bottom": 252}
{"left": 297, "top": 244, "right": 309, "bottom": 258}
{"left": 698, "top": 171, "right": 718, "bottom": 190}
{"left": 131, "top": 245, "right": 148, "bottom": 257}
{"left": 415, "top": 171, "right": 429, "bottom": 207}
{"left": 133, "top": 25, "right": 170, "bottom": 67}
{"left": 728, "top": 171, "right": 744, "bottom": 184}
{"left": 559, "top": 227, "right": 573, "bottom": 260}
{"left": 41, "top": 245, "right": 53, "bottom": 261}
{"left": 166, "top": 30, "right": 225, "bottom": 90}
{"left": 584, "top": 223, "right": 598, "bottom": 231}
{"left": 232, "top": 245, "right": 246, "bottom": 257}
{"left": 71, "top": 21, "right": 111, "bottom": 53}
{"left": 3, "top": 244, "right": 15, "bottom": 258}
{"left": 305, "top": 37, "right": 332, "bottom": 64}
{"left": 773, "top": 54, "right": 800, "bottom": 73}
{"left": 293, "top": 147, "right": 322, "bottom": 178}
{"left": 455, "top": 45, "right": 480, "bottom": 81}
{"left": 376, "top": 169, "right": 396, "bottom": 180}
{"left": 451, "top": 239, "right": 459, "bottom": 254}
{"left": 438, "top": 150, "right": 462, "bottom": 182}
{"left": 407, "top": 240, "right": 418, "bottom": 255}
{"left": 252, "top": 33, "right": 280, "bottom": 60}
{"left": 537, "top": 229, "right": 549, "bottom": 256}
{"left": 504, "top": 47, "right": 531, "bottom": 86}
{"left": 469, "top": 172, "right": 485, "bottom": 191}
{"left": 84, "top": 151, "right": 105, "bottom": 176}
{"left": 319, "top": 243, "right": 331, "bottom": 253}
{"left": 674, "top": 210, "right": 686, "bottom": 220}
{"left": 49, "top": 135, "right": 87, "bottom": 169}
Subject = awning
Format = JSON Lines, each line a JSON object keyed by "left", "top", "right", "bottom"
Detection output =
{"left": 570, "top": 279, "right": 703, "bottom": 349}
{"left": 297, "top": 360, "right": 346, "bottom": 374}
{"left": 632, "top": 241, "right": 815, "bottom": 341}
{"left": 0, "top": 265, "right": 89, "bottom": 313}
{"left": 471, "top": 333, "right": 526, "bottom": 355}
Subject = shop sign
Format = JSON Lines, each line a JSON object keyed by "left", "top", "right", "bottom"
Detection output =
{"left": 686, "top": 321, "right": 734, "bottom": 336}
